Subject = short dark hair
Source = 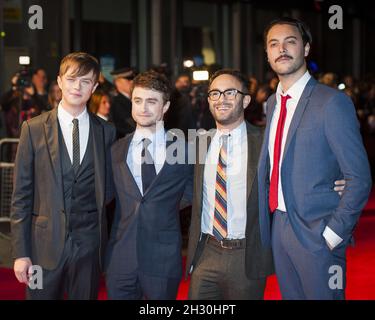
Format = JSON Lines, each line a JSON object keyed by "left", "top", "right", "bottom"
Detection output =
{"left": 132, "top": 70, "right": 172, "bottom": 103}
{"left": 209, "top": 69, "right": 249, "bottom": 93}
{"left": 263, "top": 17, "right": 312, "bottom": 48}
{"left": 59, "top": 52, "right": 100, "bottom": 82}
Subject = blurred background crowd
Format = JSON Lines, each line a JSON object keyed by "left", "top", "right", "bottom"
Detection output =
{"left": 0, "top": 64, "right": 374, "bottom": 178}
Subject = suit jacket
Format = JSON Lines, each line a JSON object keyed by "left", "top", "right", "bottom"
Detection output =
{"left": 186, "top": 121, "right": 274, "bottom": 280}
{"left": 258, "top": 77, "right": 372, "bottom": 252}
{"left": 105, "top": 131, "right": 193, "bottom": 279}
{"left": 10, "top": 108, "right": 116, "bottom": 270}
{"left": 110, "top": 93, "right": 136, "bottom": 139}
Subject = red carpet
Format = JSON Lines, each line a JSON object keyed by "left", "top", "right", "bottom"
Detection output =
{"left": 1, "top": 189, "right": 375, "bottom": 300}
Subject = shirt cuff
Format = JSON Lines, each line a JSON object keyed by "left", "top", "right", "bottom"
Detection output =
{"left": 323, "top": 226, "right": 343, "bottom": 249}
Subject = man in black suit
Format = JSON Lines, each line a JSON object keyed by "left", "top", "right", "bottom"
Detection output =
{"left": 110, "top": 67, "right": 137, "bottom": 139}
{"left": 11, "top": 52, "right": 116, "bottom": 299}
{"left": 105, "top": 70, "right": 193, "bottom": 300}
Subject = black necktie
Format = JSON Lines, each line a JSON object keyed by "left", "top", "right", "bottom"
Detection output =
{"left": 141, "top": 138, "right": 156, "bottom": 194}
{"left": 72, "top": 118, "right": 80, "bottom": 174}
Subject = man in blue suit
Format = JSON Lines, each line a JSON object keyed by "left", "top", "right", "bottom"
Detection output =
{"left": 258, "top": 17, "right": 372, "bottom": 299}
{"left": 105, "top": 71, "right": 193, "bottom": 299}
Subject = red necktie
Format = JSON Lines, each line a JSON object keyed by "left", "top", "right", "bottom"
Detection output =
{"left": 269, "top": 94, "right": 291, "bottom": 213}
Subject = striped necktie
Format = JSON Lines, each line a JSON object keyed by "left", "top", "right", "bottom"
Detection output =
{"left": 213, "top": 134, "right": 229, "bottom": 241}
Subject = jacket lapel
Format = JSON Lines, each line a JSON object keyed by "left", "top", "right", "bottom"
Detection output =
{"left": 281, "top": 77, "right": 317, "bottom": 162}
{"left": 245, "top": 122, "right": 260, "bottom": 200}
{"left": 117, "top": 133, "right": 143, "bottom": 200}
{"left": 44, "top": 109, "right": 63, "bottom": 192}
{"left": 90, "top": 113, "right": 105, "bottom": 213}
{"left": 262, "top": 94, "right": 277, "bottom": 162}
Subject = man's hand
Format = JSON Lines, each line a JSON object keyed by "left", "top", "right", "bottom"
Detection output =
{"left": 14, "top": 257, "right": 33, "bottom": 284}
{"left": 334, "top": 179, "right": 346, "bottom": 197}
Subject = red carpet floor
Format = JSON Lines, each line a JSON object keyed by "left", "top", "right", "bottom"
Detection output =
{"left": 1, "top": 188, "right": 375, "bottom": 300}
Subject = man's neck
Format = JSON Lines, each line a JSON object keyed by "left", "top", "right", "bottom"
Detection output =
{"left": 136, "top": 122, "right": 165, "bottom": 138}
{"left": 278, "top": 66, "right": 307, "bottom": 93}
{"left": 61, "top": 100, "right": 86, "bottom": 118}
{"left": 216, "top": 117, "right": 244, "bottom": 133}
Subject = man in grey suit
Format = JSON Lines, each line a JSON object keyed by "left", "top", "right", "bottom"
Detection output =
{"left": 11, "top": 52, "right": 116, "bottom": 299}
{"left": 186, "top": 69, "right": 274, "bottom": 299}
{"left": 105, "top": 70, "right": 193, "bottom": 300}
{"left": 258, "top": 17, "right": 372, "bottom": 299}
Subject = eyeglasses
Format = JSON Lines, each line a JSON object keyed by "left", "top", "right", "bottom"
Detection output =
{"left": 207, "top": 88, "right": 248, "bottom": 101}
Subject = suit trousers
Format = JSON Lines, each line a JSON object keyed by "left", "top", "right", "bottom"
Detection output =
{"left": 188, "top": 235, "right": 267, "bottom": 300}
{"left": 272, "top": 210, "right": 346, "bottom": 300}
{"left": 26, "top": 211, "right": 101, "bottom": 300}
{"left": 106, "top": 270, "right": 181, "bottom": 300}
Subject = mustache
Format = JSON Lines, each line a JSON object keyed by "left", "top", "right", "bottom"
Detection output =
{"left": 275, "top": 55, "right": 293, "bottom": 63}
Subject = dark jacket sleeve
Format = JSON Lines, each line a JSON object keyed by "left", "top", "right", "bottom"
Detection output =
{"left": 10, "top": 121, "right": 34, "bottom": 259}
{"left": 324, "top": 92, "right": 372, "bottom": 241}
{"left": 105, "top": 124, "right": 117, "bottom": 204}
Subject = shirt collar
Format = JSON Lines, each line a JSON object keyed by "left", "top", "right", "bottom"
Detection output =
{"left": 133, "top": 126, "right": 166, "bottom": 146}
{"left": 276, "top": 70, "right": 311, "bottom": 102}
{"left": 214, "top": 120, "right": 246, "bottom": 144}
{"left": 57, "top": 101, "right": 89, "bottom": 125}
{"left": 96, "top": 113, "right": 108, "bottom": 121}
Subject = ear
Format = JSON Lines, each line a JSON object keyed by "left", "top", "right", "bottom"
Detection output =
{"left": 304, "top": 42, "right": 310, "bottom": 57}
{"left": 57, "top": 76, "right": 62, "bottom": 90}
{"left": 243, "top": 94, "right": 251, "bottom": 110}
{"left": 163, "top": 100, "right": 170, "bottom": 114}
{"left": 91, "top": 82, "right": 99, "bottom": 94}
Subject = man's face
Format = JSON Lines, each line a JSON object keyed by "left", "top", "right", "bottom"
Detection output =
{"left": 57, "top": 69, "right": 98, "bottom": 108}
{"left": 115, "top": 78, "right": 133, "bottom": 95}
{"left": 208, "top": 74, "right": 250, "bottom": 129}
{"left": 32, "top": 69, "right": 48, "bottom": 89}
{"left": 266, "top": 23, "right": 310, "bottom": 77}
{"left": 131, "top": 87, "right": 170, "bottom": 128}
{"left": 175, "top": 76, "right": 191, "bottom": 92}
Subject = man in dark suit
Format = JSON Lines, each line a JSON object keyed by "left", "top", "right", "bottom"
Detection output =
{"left": 105, "top": 70, "right": 193, "bottom": 300}
{"left": 11, "top": 52, "right": 116, "bottom": 299}
{"left": 110, "top": 67, "right": 137, "bottom": 139}
{"left": 186, "top": 69, "right": 274, "bottom": 300}
{"left": 258, "top": 17, "right": 372, "bottom": 299}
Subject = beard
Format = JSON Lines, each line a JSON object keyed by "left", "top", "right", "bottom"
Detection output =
{"left": 211, "top": 102, "right": 244, "bottom": 126}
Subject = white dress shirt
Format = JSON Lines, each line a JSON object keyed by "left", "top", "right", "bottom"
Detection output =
{"left": 268, "top": 71, "right": 311, "bottom": 212}
{"left": 57, "top": 102, "right": 90, "bottom": 164}
{"left": 268, "top": 71, "right": 342, "bottom": 249}
{"left": 96, "top": 113, "right": 109, "bottom": 121}
{"left": 201, "top": 121, "right": 248, "bottom": 239}
{"left": 126, "top": 127, "right": 166, "bottom": 195}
